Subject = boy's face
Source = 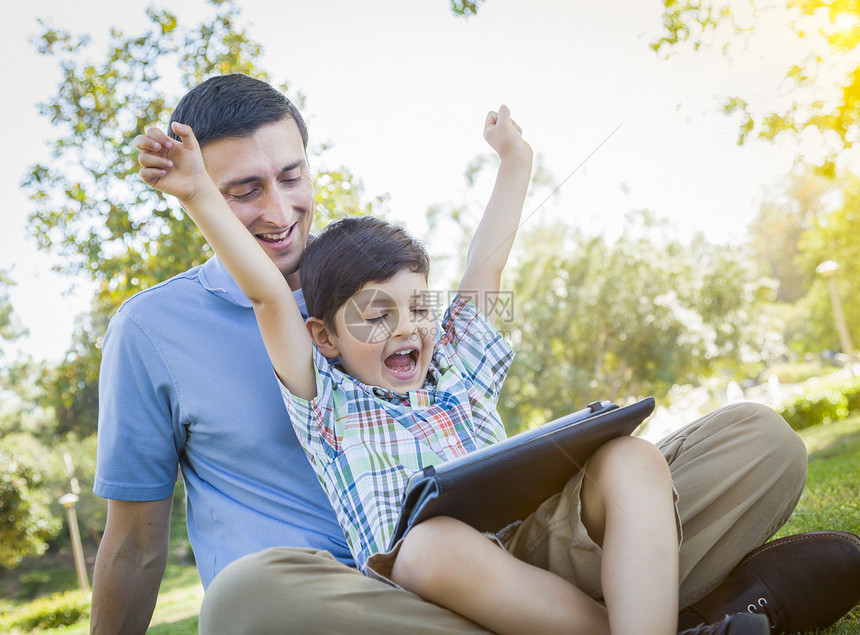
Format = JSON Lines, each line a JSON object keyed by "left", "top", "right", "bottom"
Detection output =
{"left": 331, "top": 270, "right": 437, "bottom": 393}
{"left": 200, "top": 117, "right": 314, "bottom": 289}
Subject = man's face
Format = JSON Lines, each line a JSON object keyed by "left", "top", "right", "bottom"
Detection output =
{"left": 200, "top": 118, "right": 314, "bottom": 287}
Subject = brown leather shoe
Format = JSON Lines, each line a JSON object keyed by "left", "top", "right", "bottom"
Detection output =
{"left": 679, "top": 531, "right": 860, "bottom": 635}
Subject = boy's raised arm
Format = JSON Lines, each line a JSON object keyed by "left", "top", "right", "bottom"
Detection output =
{"left": 459, "top": 106, "right": 533, "bottom": 322}
{"left": 135, "top": 123, "right": 316, "bottom": 399}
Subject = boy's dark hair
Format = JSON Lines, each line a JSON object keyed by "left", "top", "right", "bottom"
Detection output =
{"left": 301, "top": 217, "right": 430, "bottom": 330}
{"left": 168, "top": 74, "right": 308, "bottom": 149}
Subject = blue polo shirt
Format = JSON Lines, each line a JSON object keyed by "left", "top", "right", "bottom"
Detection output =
{"left": 94, "top": 256, "right": 352, "bottom": 587}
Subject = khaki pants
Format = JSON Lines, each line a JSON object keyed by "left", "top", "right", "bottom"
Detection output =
{"left": 198, "top": 402, "right": 807, "bottom": 634}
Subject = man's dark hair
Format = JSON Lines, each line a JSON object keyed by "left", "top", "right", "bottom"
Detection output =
{"left": 301, "top": 217, "right": 430, "bottom": 330}
{"left": 168, "top": 74, "right": 308, "bottom": 148}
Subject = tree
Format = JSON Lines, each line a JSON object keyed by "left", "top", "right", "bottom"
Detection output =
{"left": 497, "top": 213, "right": 782, "bottom": 433}
{"left": 24, "top": 0, "right": 382, "bottom": 438}
{"left": 450, "top": 0, "right": 486, "bottom": 17}
{"left": 0, "top": 447, "right": 62, "bottom": 569}
{"left": 0, "top": 272, "right": 42, "bottom": 438}
{"left": 0, "top": 272, "right": 25, "bottom": 406}
{"left": 35, "top": 309, "right": 107, "bottom": 439}
{"left": 748, "top": 166, "right": 839, "bottom": 302}
{"left": 0, "top": 270, "right": 25, "bottom": 356}
{"left": 789, "top": 172, "right": 860, "bottom": 354}
{"left": 652, "top": 0, "right": 860, "bottom": 171}
{"left": 426, "top": 155, "right": 781, "bottom": 433}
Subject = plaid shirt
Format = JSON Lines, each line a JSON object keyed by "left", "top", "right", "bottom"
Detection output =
{"left": 280, "top": 295, "right": 514, "bottom": 571}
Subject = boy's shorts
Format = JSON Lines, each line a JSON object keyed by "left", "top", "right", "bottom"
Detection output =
{"left": 367, "top": 465, "right": 682, "bottom": 599}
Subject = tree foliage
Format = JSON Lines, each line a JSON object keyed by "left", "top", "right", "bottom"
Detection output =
{"left": 25, "top": 0, "right": 374, "bottom": 310}
{"left": 497, "top": 213, "right": 782, "bottom": 433}
{"left": 748, "top": 166, "right": 840, "bottom": 302}
{"left": 450, "top": 0, "right": 486, "bottom": 17}
{"left": 0, "top": 271, "right": 25, "bottom": 368}
{"left": 24, "top": 0, "right": 381, "bottom": 438}
{"left": 652, "top": 0, "right": 860, "bottom": 170}
{"left": 745, "top": 166, "right": 860, "bottom": 357}
{"left": 790, "top": 172, "right": 860, "bottom": 354}
{"left": 0, "top": 447, "right": 62, "bottom": 569}
{"left": 0, "top": 272, "right": 39, "bottom": 437}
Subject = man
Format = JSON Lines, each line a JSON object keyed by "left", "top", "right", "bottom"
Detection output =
{"left": 91, "top": 74, "right": 860, "bottom": 634}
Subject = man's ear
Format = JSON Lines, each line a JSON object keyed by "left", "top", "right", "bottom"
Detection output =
{"left": 306, "top": 317, "right": 340, "bottom": 358}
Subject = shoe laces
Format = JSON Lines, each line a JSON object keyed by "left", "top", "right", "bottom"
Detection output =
{"left": 678, "top": 612, "right": 769, "bottom": 635}
{"left": 741, "top": 594, "right": 778, "bottom": 630}
{"left": 678, "top": 618, "right": 734, "bottom": 635}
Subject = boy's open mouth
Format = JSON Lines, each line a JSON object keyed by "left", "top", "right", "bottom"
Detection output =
{"left": 383, "top": 348, "right": 418, "bottom": 375}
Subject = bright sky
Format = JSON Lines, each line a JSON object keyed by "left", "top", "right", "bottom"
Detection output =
{"left": 0, "top": 0, "right": 824, "bottom": 363}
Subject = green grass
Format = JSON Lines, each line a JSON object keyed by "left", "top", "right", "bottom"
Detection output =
{"left": 777, "top": 415, "right": 860, "bottom": 635}
{"left": 146, "top": 565, "right": 204, "bottom": 633}
{"left": 3, "top": 564, "right": 204, "bottom": 635}
{"left": 779, "top": 416, "right": 860, "bottom": 536}
{"left": 1, "top": 418, "right": 858, "bottom": 633}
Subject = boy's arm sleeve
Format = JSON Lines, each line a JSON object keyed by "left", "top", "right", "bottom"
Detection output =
{"left": 279, "top": 346, "right": 341, "bottom": 464}
{"left": 440, "top": 295, "right": 515, "bottom": 402}
{"left": 94, "top": 311, "right": 183, "bottom": 501}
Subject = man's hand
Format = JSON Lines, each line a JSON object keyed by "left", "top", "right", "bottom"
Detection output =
{"left": 483, "top": 105, "right": 533, "bottom": 163}
{"left": 135, "top": 122, "right": 211, "bottom": 203}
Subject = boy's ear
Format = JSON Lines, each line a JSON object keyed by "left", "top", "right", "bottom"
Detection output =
{"left": 306, "top": 317, "right": 340, "bottom": 358}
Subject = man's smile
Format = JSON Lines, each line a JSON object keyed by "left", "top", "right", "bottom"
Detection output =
{"left": 257, "top": 224, "right": 295, "bottom": 245}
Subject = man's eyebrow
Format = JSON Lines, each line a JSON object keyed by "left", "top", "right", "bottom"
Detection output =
{"left": 218, "top": 161, "right": 306, "bottom": 189}
{"left": 278, "top": 161, "right": 306, "bottom": 175}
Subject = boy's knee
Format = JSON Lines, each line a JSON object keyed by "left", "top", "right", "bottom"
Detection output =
{"left": 591, "top": 436, "right": 670, "bottom": 479}
{"left": 392, "top": 517, "right": 465, "bottom": 593}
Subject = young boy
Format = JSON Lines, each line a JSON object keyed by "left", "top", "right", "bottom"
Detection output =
{"left": 136, "top": 109, "right": 765, "bottom": 635}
